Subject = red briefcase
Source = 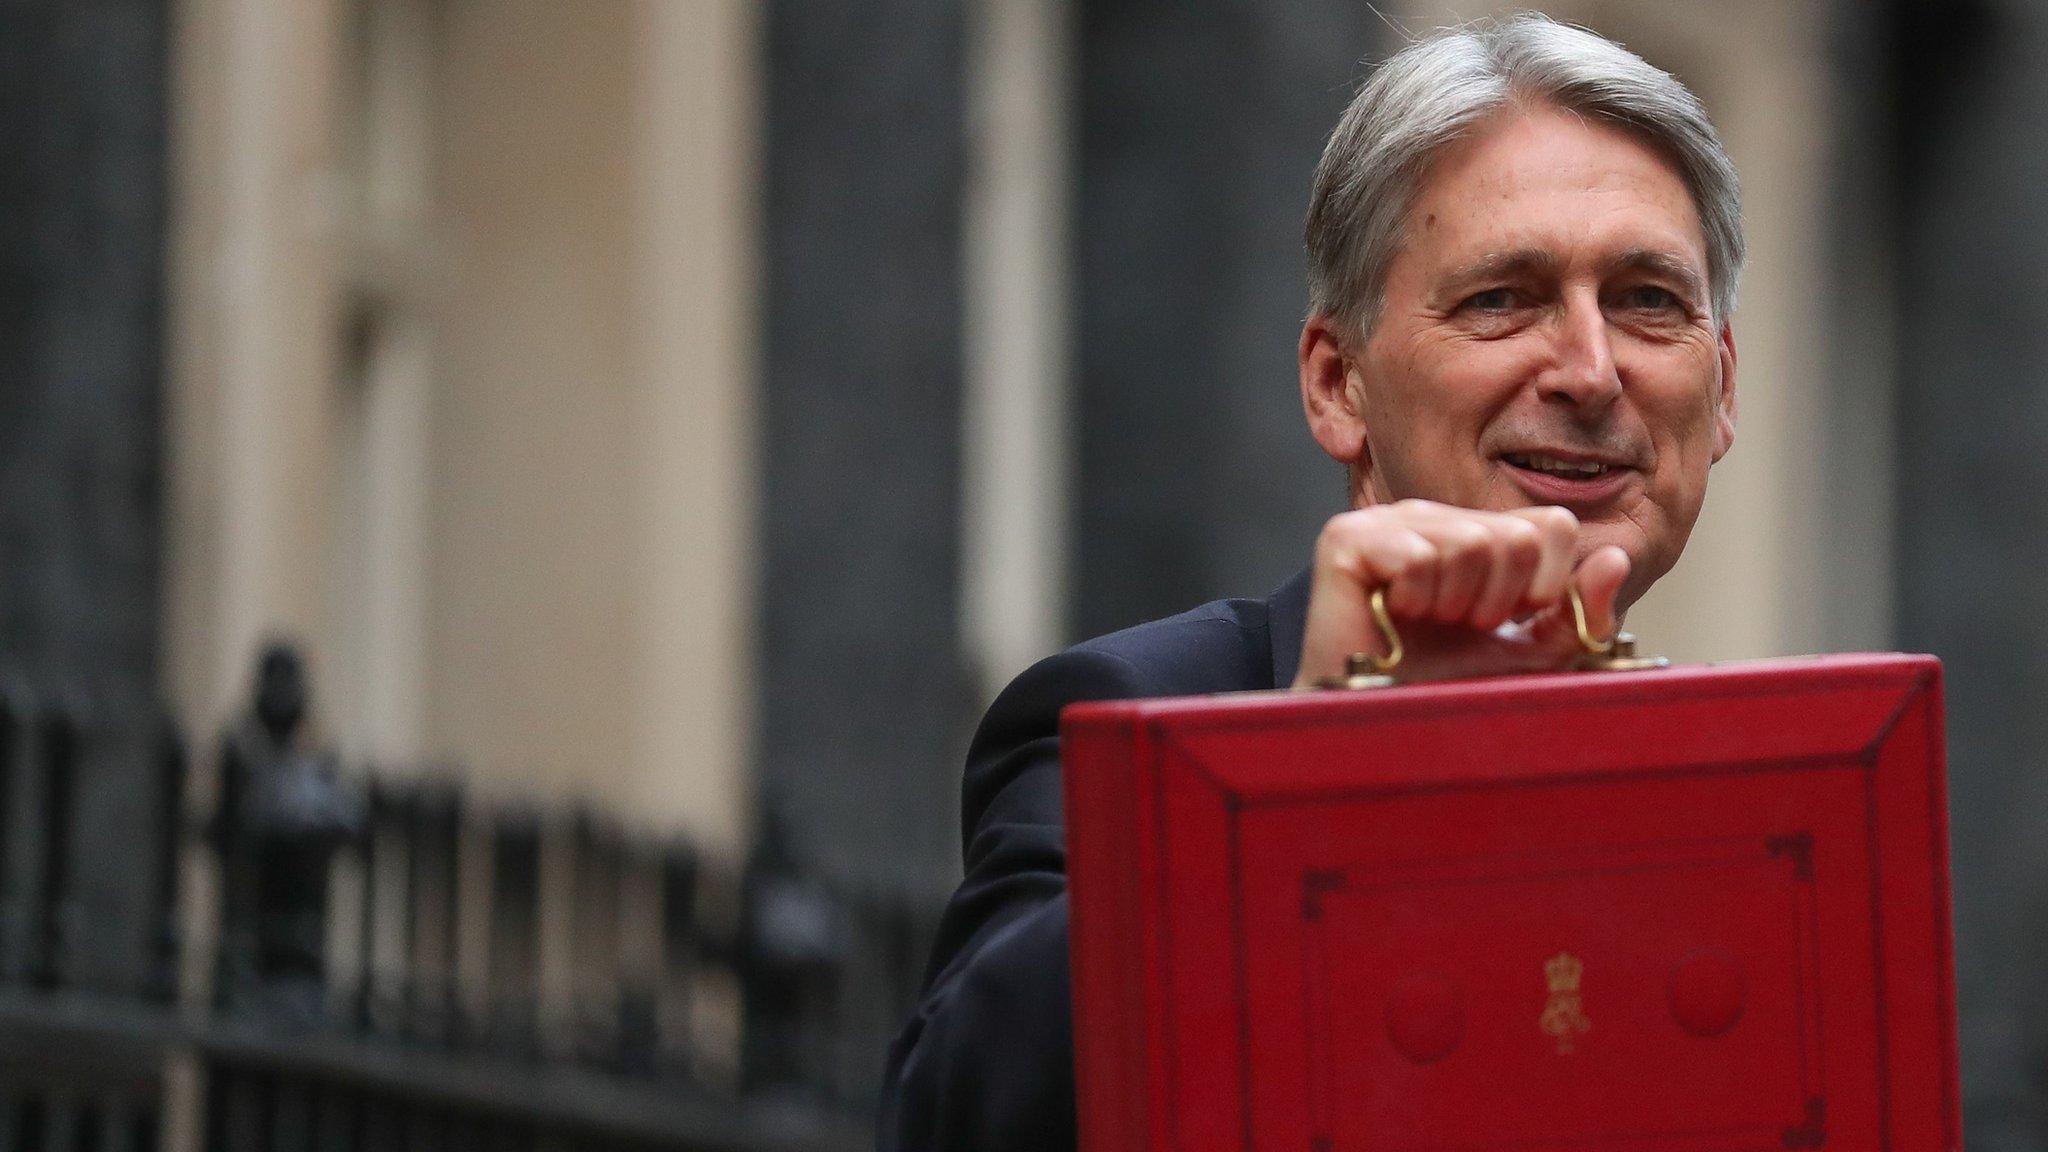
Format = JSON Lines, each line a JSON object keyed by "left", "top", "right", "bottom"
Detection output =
{"left": 1062, "top": 654, "right": 1959, "bottom": 1152}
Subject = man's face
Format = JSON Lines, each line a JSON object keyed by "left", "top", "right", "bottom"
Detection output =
{"left": 1334, "top": 104, "right": 1736, "bottom": 609}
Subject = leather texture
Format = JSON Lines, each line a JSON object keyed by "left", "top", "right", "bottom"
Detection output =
{"left": 1062, "top": 652, "right": 1958, "bottom": 1152}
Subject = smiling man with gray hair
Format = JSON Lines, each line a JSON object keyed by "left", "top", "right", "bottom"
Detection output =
{"left": 881, "top": 14, "right": 1744, "bottom": 1150}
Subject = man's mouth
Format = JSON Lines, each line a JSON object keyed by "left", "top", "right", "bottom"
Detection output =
{"left": 1498, "top": 450, "right": 1637, "bottom": 506}
{"left": 1501, "top": 452, "right": 1616, "bottom": 479}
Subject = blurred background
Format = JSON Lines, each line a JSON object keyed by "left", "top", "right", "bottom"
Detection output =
{"left": 0, "top": 0, "right": 2042, "bottom": 1147}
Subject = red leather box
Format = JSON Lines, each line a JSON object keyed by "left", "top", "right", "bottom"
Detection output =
{"left": 1062, "top": 654, "right": 1959, "bottom": 1152}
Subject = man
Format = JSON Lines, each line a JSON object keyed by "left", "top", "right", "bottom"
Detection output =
{"left": 880, "top": 14, "right": 1742, "bottom": 1150}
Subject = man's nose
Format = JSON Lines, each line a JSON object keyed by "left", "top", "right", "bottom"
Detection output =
{"left": 1540, "top": 293, "right": 1622, "bottom": 411}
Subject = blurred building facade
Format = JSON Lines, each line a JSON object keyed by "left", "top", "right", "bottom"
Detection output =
{"left": 6, "top": 0, "right": 2048, "bottom": 1146}
{"left": 165, "top": 0, "right": 757, "bottom": 860}
{"left": 156, "top": 0, "right": 1877, "bottom": 889}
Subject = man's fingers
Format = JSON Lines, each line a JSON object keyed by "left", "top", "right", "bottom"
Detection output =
{"left": 1295, "top": 515, "right": 1438, "bottom": 686}
{"left": 1467, "top": 516, "right": 1544, "bottom": 629}
{"left": 1309, "top": 514, "right": 1436, "bottom": 626}
{"left": 1422, "top": 519, "right": 1492, "bottom": 623}
{"left": 1294, "top": 502, "right": 1609, "bottom": 688}
{"left": 1387, "top": 533, "right": 1442, "bottom": 619}
{"left": 1409, "top": 507, "right": 1575, "bottom": 629}
{"left": 1355, "top": 525, "right": 1438, "bottom": 618}
{"left": 1507, "top": 505, "right": 1579, "bottom": 612}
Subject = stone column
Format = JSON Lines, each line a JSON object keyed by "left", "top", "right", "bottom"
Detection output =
{"left": 960, "top": 0, "right": 1076, "bottom": 694}
{"left": 164, "top": 0, "right": 345, "bottom": 727}
{"left": 625, "top": 0, "right": 760, "bottom": 861}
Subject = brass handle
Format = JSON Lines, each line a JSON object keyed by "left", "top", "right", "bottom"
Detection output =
{"left": 1563, "top": 585, "right": 1668, "bottom": 671}
{"left": 1360, "top": 586, "right": 1405, "bottom": 673}
{"left": 1567, "top": 584, "right": 1614, "bottom": 658}
{"left": 1313, "top": 585, "right": 1665, "bottom": 691}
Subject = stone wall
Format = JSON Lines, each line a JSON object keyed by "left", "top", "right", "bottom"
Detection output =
{"left": 1883, "top": 0, "right": 2048, "bottom": 1144}
{"left": 1072, "top": 0, "right": 1386, "bottom": 638}
{"left": 758, "top": 0, "right": 973, "bottom": 890}
{"left": 0, "top": 0, "right": 172, "bottom": 1002}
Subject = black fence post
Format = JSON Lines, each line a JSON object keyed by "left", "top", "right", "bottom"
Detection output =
{"left": 656, "top": 839, "right": 699, "bottom": 1077}
{"left": 614, "top": 833, "right": 659, "bottom": 1078}
{"left": 31, "top": 694, "right": 84, "bottom": 991}
{"left": 357, "top": 778, "right": 402, "bottom": 1036}
{"left": 484, "top": 806, "right": 541, "bottom": 1061}
{"left": 0, "top": 676, "right": 35, "bottom": 984}
{"left": 405, "top": 781, "right": 461, "bottom": 1048}
{"left": 146, "top": 713, "right": 185, "bottom": 1004}
{"left": 568, "top": 808, "right": 621, "bottom": 1069}
{"left": 737, "top": 813, "right": 844, "bottom": 1104}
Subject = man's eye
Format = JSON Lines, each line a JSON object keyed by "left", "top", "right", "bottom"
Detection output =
{"left": 1464, "top": 288, "right": 1518, "bottom": 312}
{"left": 1617, "top": 285, "right": 1682, "bottom": 312}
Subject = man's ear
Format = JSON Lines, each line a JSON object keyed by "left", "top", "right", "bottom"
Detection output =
{"left": 1711, "top": 320, "right": 1738, "bottom": 462}
{"left": 1300, "top": 315, "right": 1370, "bottom": 469}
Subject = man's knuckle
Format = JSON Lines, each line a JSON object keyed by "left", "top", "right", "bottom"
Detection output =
{"left": 1460, "top": 518, "right": 1495, "bottom": 542}
{"left": 1504, "top": 519, "right": 1543, "bottom": 553}
{"left": 1447, "top": 520, "right": 1492, "bottom": 554}
{"left": 1396, "top": 536, "right": 1437, "bottom": 572}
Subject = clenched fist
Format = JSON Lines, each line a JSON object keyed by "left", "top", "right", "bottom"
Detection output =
{"left": 1291, "top": 499, "right": 1631, "bottom": 688}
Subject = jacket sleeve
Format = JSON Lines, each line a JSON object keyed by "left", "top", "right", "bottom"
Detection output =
{"left": 877, "top": 646, "right": 1152, "bottom": 1152}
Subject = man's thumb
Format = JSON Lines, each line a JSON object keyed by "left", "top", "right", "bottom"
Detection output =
{"left": 1528, "top": 545, "right": 1631, "bottom": 656}
{"left": 1571, "top": 545, "right": 1631, "bottom": 645}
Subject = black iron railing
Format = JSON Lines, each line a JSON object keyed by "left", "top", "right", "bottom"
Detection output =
{"left": 0, "top": 647, "right": 940, "bottom": 1151}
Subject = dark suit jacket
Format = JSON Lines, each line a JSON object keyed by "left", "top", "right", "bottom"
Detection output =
{"left": 878, "top": 571, "right": 1311, "bottom": 1152}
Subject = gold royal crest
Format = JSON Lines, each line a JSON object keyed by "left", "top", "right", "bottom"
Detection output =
{"left": 1540, "top": 951, "right": 1591, "bottom": 1055}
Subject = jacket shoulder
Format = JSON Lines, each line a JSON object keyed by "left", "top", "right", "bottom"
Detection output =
{"left": 959, "top": 594, "right": 1274, "bottom": 843}
{"left": 1067, "top": 595, "right": 1274, "bottom": 698}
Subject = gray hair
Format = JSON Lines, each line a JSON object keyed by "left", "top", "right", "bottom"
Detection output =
{"left": 1305, "top": 14, "right": 1744, "bottom": 339}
